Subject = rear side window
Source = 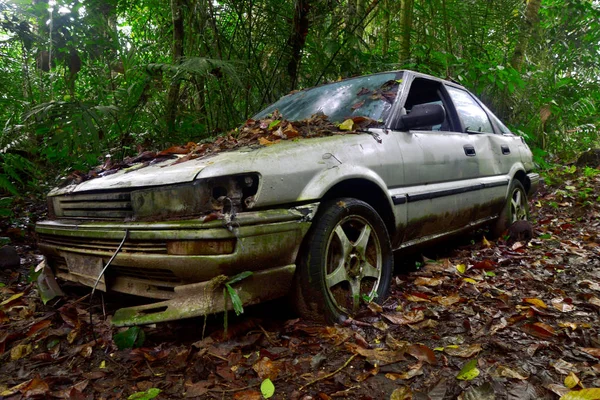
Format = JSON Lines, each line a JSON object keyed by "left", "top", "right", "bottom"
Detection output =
{"left": 480, "top": 103, "right": 512, "bottom": 134}
{"left": 447, "top": 87, "right": 494, "bottom": 133}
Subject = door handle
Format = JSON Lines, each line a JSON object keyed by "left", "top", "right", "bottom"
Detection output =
{"left": 501, "top": 145, "right": 510, "bottom": 155}
{"left": 464, "top": 145, "right": 476, "bottom": 156}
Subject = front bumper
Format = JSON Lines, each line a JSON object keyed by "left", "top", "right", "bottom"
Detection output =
{"left": 36, "top": 204, "right": 317, "bottom": 325}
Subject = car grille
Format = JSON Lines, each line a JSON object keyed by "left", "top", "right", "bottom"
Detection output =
{"left": 38, "top": 234, "right": 167, "bottom": 254}
{"left": 53, "top": 190, "right": 133, "bottom": 220}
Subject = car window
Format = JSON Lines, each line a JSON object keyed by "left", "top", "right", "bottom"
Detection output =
{"left": 480, "top": 102, "right": 512, "bottom": 134}
{"left": 254, "top": 72, "right": 401, "bottom": 124}
{"left": 446, "top": 86, "right": 494, "bottom": 133}
{"left": 403, "top": 78, "right": 451, "bottom": 131}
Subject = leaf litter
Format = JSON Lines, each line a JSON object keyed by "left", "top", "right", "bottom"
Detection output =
{"left": 1, "top": 163, "right": 600, "bottom": 398}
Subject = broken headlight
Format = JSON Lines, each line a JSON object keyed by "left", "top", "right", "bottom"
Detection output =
{"left": 130, "top": 173, "right": 260, "bottom": 221}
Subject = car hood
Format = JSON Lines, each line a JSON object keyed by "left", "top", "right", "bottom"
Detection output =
{"left": 49, "top": 131, "right": 393, "bottom": 207}
{"left": 49, "top": 148, "right": 257, "bottom": 196}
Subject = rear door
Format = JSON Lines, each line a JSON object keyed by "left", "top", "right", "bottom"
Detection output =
{"left": 445, "top": 85, "right": 513, "bottom": 216}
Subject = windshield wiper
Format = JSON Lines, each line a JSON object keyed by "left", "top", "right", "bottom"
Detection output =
{"left": 356, "top": 129, "right": 382, "bottom": 143}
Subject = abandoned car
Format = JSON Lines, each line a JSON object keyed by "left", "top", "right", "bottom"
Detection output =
{"left": 36, "top": 70, "right": 539, "bottom": 326}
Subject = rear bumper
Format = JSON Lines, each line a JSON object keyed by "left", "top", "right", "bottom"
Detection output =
{"left": 36, "top": 204, "right": 316, "bottom": 324}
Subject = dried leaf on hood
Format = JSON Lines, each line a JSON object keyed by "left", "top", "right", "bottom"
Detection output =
{"left": 338, "top": 119, "right": 354, "bottom": 131}
{"left": 157, "top": 143, "right": 194, "bottom": 156}
{"left": 258, "top": 137, "right": 276, "bottom": 146}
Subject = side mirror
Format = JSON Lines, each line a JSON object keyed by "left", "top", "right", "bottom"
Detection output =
{"left": 399, "top": 103, "right": 446, "bottom": 130}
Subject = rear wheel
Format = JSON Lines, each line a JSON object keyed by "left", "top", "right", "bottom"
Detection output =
{"left": 491, "top": 180, "right": 529, "bottom": 237}
{"left": 293, "top": 198, "right": 393, "bottom": 324}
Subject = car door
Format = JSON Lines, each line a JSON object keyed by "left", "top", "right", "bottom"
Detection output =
{"left": 387, "top": 76, "right": 498, "bottom": 247}
{"left": 444, "top": 85, "right": 513, "bottom": 217}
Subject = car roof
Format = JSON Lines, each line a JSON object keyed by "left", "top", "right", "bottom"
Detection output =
{"left": 314, "top": 70, "right": 467, "bottom": 92}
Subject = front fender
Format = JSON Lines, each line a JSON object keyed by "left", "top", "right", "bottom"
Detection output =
{"left": 297, "top": 163, "right": 390, "bottom": 203}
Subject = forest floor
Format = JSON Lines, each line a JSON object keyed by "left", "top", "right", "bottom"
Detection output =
{"left": 1, "top": 165, "right": 600, "bottom": 400}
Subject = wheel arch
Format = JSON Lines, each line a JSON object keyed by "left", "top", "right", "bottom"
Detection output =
{"left": 317, "top": 178, "right": 396, "bottom": 238}
{"left": 513, "top": 169, "right": 529, "bottom": 192}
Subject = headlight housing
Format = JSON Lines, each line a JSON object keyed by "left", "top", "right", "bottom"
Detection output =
{"left": 130, "top": 173, "right": 260, "bottom": 220}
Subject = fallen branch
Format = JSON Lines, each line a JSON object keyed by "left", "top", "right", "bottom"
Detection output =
{"left": 299, "top": 353, "right": 357, "bottom": 391}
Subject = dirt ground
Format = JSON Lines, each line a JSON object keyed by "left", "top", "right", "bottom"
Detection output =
{"left": 1, "top": 165, "right": 599, "bottom": 399}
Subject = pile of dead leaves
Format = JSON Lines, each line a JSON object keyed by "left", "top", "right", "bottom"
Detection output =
{"left": 62, "top": 111, "right": 379, "bottom": 187}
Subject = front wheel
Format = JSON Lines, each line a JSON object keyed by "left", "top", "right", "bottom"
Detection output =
{"left": 491, "top": 180, "right": 529, "bottom": 238}
{"left": 292, "top": 198, "right": 393, "bottom": 324}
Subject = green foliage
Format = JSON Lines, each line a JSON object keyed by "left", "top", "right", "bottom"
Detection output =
{"left": 222, "top": 271, "right": 253, "bottom": 334}
{"left": 260, "top": 378, "right": 275, "bottom": 398}
{"left": 127, "top": 388, "right": 161, "bottom": 400}
{"left": 113, "top": 326, "right": 146, "bottom": 350}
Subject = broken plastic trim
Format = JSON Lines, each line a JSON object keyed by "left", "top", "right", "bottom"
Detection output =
{"left": 111, "top": 264, "right": 296, "bottom": 326}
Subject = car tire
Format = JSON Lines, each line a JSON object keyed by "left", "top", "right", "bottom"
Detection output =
{"left": 491, "top": 179, "right": 529, "bottom": 238}
{"left": 292, "top": 198, "right": 393, "bottom": 324}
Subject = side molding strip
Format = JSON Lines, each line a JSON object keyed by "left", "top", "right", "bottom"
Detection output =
{"left": 391, "top": 179, "right": 509, "bottom": 204}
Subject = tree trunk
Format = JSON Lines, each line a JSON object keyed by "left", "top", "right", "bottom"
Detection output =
{"left": 166, "top": 0, "right": 185, "bottom": 135}
{"left": 287, "top": 0, "right": 311, "bottom": 91}
{"left": 382, "top": 0, "right": 391, "bottom": 54}
{"left": 510, "top": 0, "right": 542, "bottom": 71}
{"left": 399, "top": 0, "right": 414, "bottom": 64}
{"left": 355, "top": 0, "right": 368, "bottom": 40}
